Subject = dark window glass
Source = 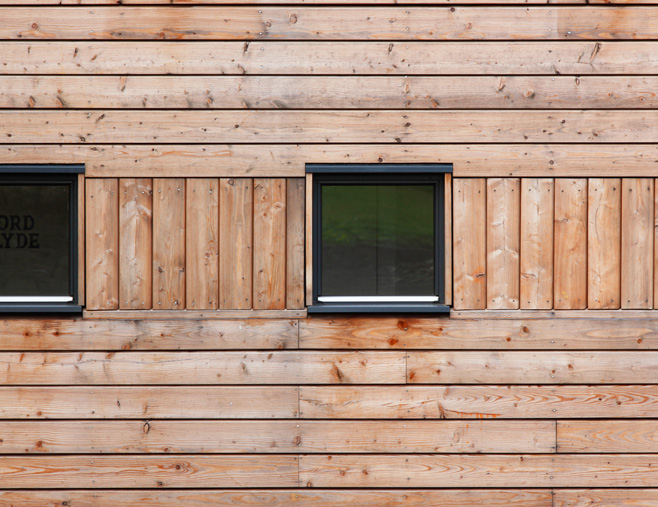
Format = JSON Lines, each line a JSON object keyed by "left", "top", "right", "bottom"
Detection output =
{"left": 321, "top": 184, "right": 435, "bottom": 296}
{"left": 0, "top": 184, "right": 71, "bottom": 297}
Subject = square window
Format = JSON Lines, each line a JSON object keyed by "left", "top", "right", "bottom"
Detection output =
{"left": 0, "top": 165, "right": 84, "bottom": 314}
{"left": 307, "top": 164, "right": 451, "bottom": 313}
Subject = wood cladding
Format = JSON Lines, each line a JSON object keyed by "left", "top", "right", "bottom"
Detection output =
{"left": 454, "top": 177, "right": 658, "bottom": 311}
{"left": 87, "top": 177, "right": 302, "bottom": 312}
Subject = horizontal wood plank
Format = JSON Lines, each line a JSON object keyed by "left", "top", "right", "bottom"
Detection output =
{"left": 0, "top": 489, "right": 554, "bottom": 507}
{"left": 406, "top": 351, "right": 658, "bottom": 384}
{"left": 0, "top": 387, "right": 299, "bottom": 419}
{"left": 300, "top": 385, "right": 658, "bottom": 419}
{"left": 299, "top": 316, "right": 658, "bottom": 349}
{"left": 0, "top": 319, "right": 298, "bottom": 350}
{"left": 2, "top": 41, "right": 656, "bottom": 76}
{"left": 4, "top": 76, "right": 658, "bottom": 109}
{"left": 557, "top": 420, "right": 658, "bottom": 453}
{"left": 1, "top": 7, "right": 656, "bottom": 41}
{"left": 0, "top": 351, "right": 406, "bottom": 385}
{"left": 0, "top": 420, "right": 555, "bottom": 454}
{"left": 2, "top": 144, "right": 658, "bottom": 178}
{"left": 3, "top": 110, "right": 656, "bottom": 143}
{"left": 554, "top": 489, "right": 658, "bottom": 506}
{"left": 82, "top": 310, "right": 306, "bottom": 319}
{"left": 0, "top": 455, "right": 298, "bottom": 488}
{"left": 300, "top": 454, "right": 658, "bottom": 487}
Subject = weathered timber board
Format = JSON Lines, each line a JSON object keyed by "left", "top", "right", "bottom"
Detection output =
{"left": 1, "top": 7, "right": 656, "bottom": 40}
{"left": 0, "top": 387, "right": 299, "bottom": 419}
{"left": 0, "top": 420, "right": 555, "bottom": 454}
{"left": 557, "top": 420, "right": 658, "bottom": 453}
{"left": 554, "top": 489, "right": 658, "bottom": 506}
{"left": 3, "top": 111, "right": 656, "bottom": 143}
{"left": 300, "top": 385, "right": 658, "bottom": 419}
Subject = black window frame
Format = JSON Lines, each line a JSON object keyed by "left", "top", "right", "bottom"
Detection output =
{"left": 307, "top": 163, "right": 452, "bottom": 314}
{"left": 0, "top": 164, "right": 84, "bottom": 314}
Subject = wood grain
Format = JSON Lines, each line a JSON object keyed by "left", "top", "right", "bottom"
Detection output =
{"left": 4, "top": 76, "right": 658, "bottom": 109}
{"left": 305, "top": 173, "right": 313, "bottom": 306}
{"left": 0, "top": 351, "right": 406, "bottom": 385}
{"left": 300, "top": 385, "right": 658, "bottom": 419}
{"left": 253, "top": 178, "right": 286, "bottom": 310}
{"left": 557, "top": 420, "right": 658, "bottom": 453}
{"left": 300, "top": 454, "right": 658, "bottom": 487}
{"left": 453, "top": 178, "right": 486, "bottom": 310}
{"left": 153, "top": 179, "right": 186, "bottom": 309}
{"left": 554, "top": 489, "right": 658, "bottom": 506}
{"left": 520, "top": 178, "right": 553, "bottom": 309}
{"left": 77, "top": 174, "right": 85, "bottom": 305}
{"left": 587, "top": 178, "right": 621, "bottom": 309}
{"left": 486, "top": 178, "right": 520, "bottom": 309}
{"left": 0, "top": 455, "right": 298, "bottom": 488}
{"left": 0, "top": 420, "right": 555, "bottom": 454}
{"left": 554, "top": 178, "right": 588, "bottom": 310}
{"left": 0, "top": 489, "right": 554, "bottom": 507}
{"left": 286, "top": 178, "right": 305, "bottom": 310}
{"left": 85, "top": 178, "right": 119, "bottom": 310}
{"left": 119, "top": 178, "right": 153, "bottom": 310}
{"left": 621, "top": 178, "right": 654, "bottom": 309}
{"left": 0, "top": 387, "right": 299, "bottom": 419}
{"left": 3, "top": 144, "right": 658, "bottom": 179}
{"left": 185, "top": 178, "right": 219, "bottom": 310}
{"left": 1, "top": 7, "right": 656, "bottom": 41}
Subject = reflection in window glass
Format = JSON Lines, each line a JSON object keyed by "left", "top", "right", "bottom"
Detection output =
{"left": 321, "top": 184, "right": 434, "bottom": 296}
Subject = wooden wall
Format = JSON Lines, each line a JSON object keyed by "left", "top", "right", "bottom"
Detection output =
{"left": 1, "top": 0, "right": 658, "bottom": 505}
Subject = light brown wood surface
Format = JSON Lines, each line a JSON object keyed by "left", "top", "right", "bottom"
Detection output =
{"left": 287, "top": 178, "right": 306, "bottom": 310}
{"left": 557, "top": 420, "right": 658, "bottom": 453}
{"left": 487, "top": 178, "right": 520, "bottom": 309}
{"left": 444, "top": 174, "right": 453, "bottom": 306}
{"left": 185, "top": 178, "right": 219, "bottom": 310}
{"left": 3, "top": 111, "right": 656, "bottom": 144}
{"left": 554, "top": 489, "right": 658, "bottom": 506}
{"left": 85, "top": 178, "right": 119, "bottom": 310}
{"left": 587, "top": 178, "right": 621, "bottom": 309}
{"left": 1, "top": 7, "right": 656, "bottom": 41}
{"left": 119, "top": 178, "right": 153, "bottom": 309}
{"left": 300, "top": 385, "right": 658, "bottom": 419}
{"left": 453, "top": 178, "right": 486, "bottom": 310}
{"left": 621, "top": 178, "right": 654, "bottom": 309}
{"left": 253, "top": 178, "right": 286, "bottom": 310}
{"left": 554, "top": 179, "right": 588, "bottom": 310}
{"left": 219, "top": 178, "right": 253, "bottom": 310}
{"left": 520, "top": 178, "right": 553, "bottom": 309}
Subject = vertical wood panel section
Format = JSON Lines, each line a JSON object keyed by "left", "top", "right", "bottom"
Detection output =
{"left": 119, "top": 178, "right": 152, "bottom": 310}
{"left": 186, "top": 178, "right": 219, "bottom": 310}
{"left": 453, "top": 178, "right": 486, "bottom": 310}
{"left": 444, "top": 174, "right": 453, "bottom": 306}
{"left": 655, "top": 179, "right": 658, "bottom": 308}
{"left": 587, "top": 178, "right": 621, "bottom": 310}
{"left": 254, "top": 178, "right": 286, "bottom": 310}
{"left": 286, "top": 178, "right": 305, "bottom": 310}
{"left": 77, "top": 174, "right": 85, "bottom": 306}
{"left": 85, "top": 178, "right": 118, "bottom": 310}
{"left": 554, "top": 178, "right": 588, "bottom": 310}
{"left": 621, "top": 178, "right": 654, "bottom": 309}
{"left": 305, "top": 173, "right": 314, "bottom": 307}
{"left": 520, "top": 178, "right": 553, "bottom": 309}
{"left": 486, "top": 178, "right": 520, "bottom": 309}
{"left": 152, "top": 178, "right": 186, "bottom": 310}
{"left": 219, "top": 178, "right": 253, "bottom": 310}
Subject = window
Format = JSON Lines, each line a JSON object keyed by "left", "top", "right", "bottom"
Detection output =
{"left": 308, "top": 164, "right": 451, "bottom": 313}
{"left": 0, "top": 165, "right": 83, "bottom": 313}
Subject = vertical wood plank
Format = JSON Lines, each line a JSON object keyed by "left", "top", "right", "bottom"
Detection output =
{"left": 77, "top": 174, "right": 85, "bottom": 306}
{"left": 655, "top": 178, "right": 658, "bottom": 308}
{"left": 254, "top": 178, "right": 286, "bottom": 310}
{"left": 444, "top": 174, "right": 453, "bottom": 306}
{"left": 587, "top": 178, "right": 621, "bottom": 309}
{"left": 305, "top": 173, "right": 313, "bottom": 307}
{"left": 85, "top": 178, "right": 118, "bottom": 310}
{"left": 152, "top": 178, "right": 186, "bottom": 310}
{"left": 219, "top": 178, "right": 253, "bottom": 310}
{"left": 185, "top": 178, "right": 219, "bottom": 310}
{"left": 286, "top": 178, "right": 305, "bottom": 310}
{"left": 119, "top": 178, "right": 152, "bottom": 310}
{"left": 453, "top": 178, "right": 486, "bottom": 310}
{"left": 486, "top": 178, "right": 520, "bottom": 309}
{"left": 554, "top": 178, "right": 588, "bottom": 310}
{"left": 621, "top": 178, "right": 654, "bottom": 309}
{"left": 520, "top": 178, "right": 554, "bottom": 309}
